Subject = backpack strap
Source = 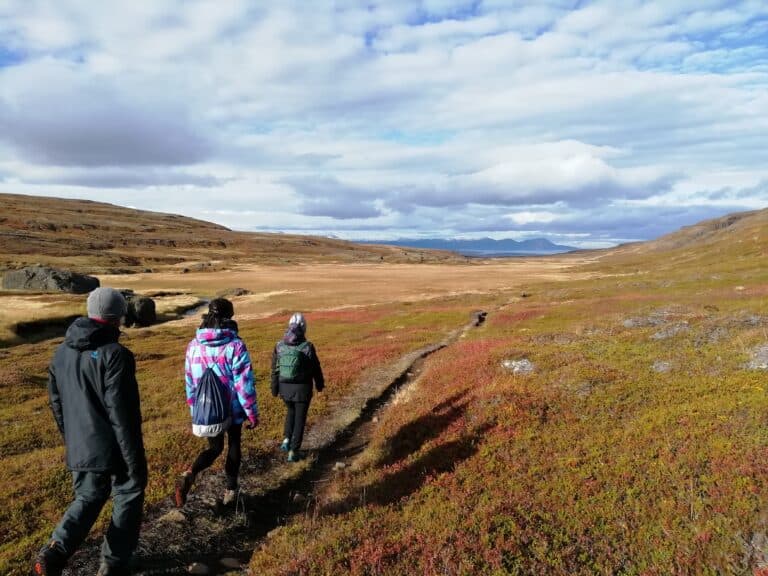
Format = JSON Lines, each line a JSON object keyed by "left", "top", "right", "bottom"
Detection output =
{"left": 199, "top": 345, "right": 225, "bottom": 381}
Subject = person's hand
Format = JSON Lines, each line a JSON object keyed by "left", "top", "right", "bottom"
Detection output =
{"left": 245, "top": 417, "right": 258, "bottom": 429}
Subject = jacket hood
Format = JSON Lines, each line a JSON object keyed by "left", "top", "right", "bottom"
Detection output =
{"left": 196, "top": 327, "right": 237, "bottom": 346}
{"left": 282, "top": 325, "right": 306, "bottom": 345}
{"left": 64, "top": 317, "right": 121, "bottom": 351}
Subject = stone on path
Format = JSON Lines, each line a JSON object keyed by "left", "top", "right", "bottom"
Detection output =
{"left": 219, "top": 557, "right": 242, "bottom": 569}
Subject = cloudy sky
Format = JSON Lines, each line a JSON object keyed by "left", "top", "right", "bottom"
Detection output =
{"left": 0, "top": 1, "right": 766, "bottom": 247}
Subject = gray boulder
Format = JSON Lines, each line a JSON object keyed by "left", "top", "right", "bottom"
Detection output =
{"left": 747, "top": 344, "right": 768, "bottom": 370}
{"left": 501, "top": 358, "right": 535, "bottom": 374}
{"left": 123, "top": 294, "right": 157, "bottom": 327}
{"left": 2, "top": 266, "right": 99, "bottom": 294}
{"left": 651, "top": 322, "right": 690, "bottom": 340}
{"left": 652, "top": 360, "right": 672, "bottom": 373}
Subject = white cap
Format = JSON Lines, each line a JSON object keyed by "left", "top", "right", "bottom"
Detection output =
{"left": 288, "top": 312, "right": 306, "bottom": 331}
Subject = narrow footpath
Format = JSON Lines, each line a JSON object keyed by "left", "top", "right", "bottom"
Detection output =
{"left": 65, "top": 311, "right": 488, "bottom": 575}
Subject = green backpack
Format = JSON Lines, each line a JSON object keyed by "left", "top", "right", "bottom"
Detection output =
{"left": 276, "top": 341, "right": 310, "bottom": 380}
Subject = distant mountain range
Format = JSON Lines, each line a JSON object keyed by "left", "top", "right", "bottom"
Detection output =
{"left": 360, "top": 237, "right": 578, "bottom": 256}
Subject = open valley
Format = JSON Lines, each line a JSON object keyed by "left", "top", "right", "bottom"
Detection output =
{"left": 2, "top": 197, "right": 768, "bottom": 575}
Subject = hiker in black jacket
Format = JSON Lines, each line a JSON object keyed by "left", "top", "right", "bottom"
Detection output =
{"left": 34, "top": 288, "right": 147, "bottom": 576}
{"left": 271, "top": 312, "right": 324, "bottom": 462}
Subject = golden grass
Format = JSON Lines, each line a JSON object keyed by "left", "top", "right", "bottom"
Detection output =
{"left": 102, "top": 258, "right": 590, "bottom": 312}
{"left": 1, "top": 257, "right": 589, "bottom": 346}
{"left": 0, "top": 294, "right": 83, "bottom": 345}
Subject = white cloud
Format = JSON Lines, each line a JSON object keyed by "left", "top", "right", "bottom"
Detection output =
{"left": 0, "top": 0, "right": 766, "bottom": 245}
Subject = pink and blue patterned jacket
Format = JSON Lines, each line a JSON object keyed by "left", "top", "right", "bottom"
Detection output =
{"left": 184, "top": 328, "right": 258, "bottom": 426}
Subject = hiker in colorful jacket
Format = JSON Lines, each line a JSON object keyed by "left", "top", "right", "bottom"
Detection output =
{"left": 271, "top": 312, "right": 324, "bottom": 462}
{"left": 36, "top": 288, "right": 146, "bottom": 576}
{"left": 175, "top": 298, "right": 258, "bottom": 507}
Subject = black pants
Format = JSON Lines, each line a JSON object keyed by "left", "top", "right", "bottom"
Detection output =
{"left": 283, "top": 400, "right": 310, "bottom": 451}
{"left": 191, "top": 423, "right": 242, "bottom": 489}
{"left": 51, "top": 470, "right": 144, "bottom": 568}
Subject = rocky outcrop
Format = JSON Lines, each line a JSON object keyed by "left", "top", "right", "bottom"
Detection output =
{"left": 120, "top": 290, "right": 157, "bottom": 327}
{"left": 2, "top": 266, "right": 100, "bottom": 294}
{"left": 747, "top": 344, "right": 768, "bottom": 370}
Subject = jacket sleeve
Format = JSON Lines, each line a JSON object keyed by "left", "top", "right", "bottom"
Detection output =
{"left": 103, "top": 346, "right": 147, "bottom": 483}
{"left": 232, "top": 340, "right": 258, "bottom": 423}
{"left": 310, "top": 342, "right": 324, "bottom": 392}
{"left": 185, "top": 343, "right": 196, "bottom": 415}
{"left": 47, "top": 360, "right": 65, "bottom": 436}
{"left": 270, "top": 345, "right": 279, "bottom": 397}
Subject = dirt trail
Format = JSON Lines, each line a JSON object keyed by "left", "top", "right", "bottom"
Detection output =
{"left": 64, "top": 312, "right": 488, "bottom": 575}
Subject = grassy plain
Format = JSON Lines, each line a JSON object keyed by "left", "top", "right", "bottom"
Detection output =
{"left": 250, "top": 213, "right": 768, "bottom": 575}
{"left": 0, "top": 257, "right": 586, "bottom": 346}
{"left": 0, "top": 255, "right": 580, "bottom": 574}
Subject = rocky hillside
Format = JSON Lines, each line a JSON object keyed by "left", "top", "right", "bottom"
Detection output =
{"left": 0, "top": 193, "right": 463, "bottom": 273}
{"left": 596, "top": 207, "right": 768, "bottom": 274}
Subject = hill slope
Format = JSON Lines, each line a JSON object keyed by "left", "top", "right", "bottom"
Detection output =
{"left": 599, "top": 207, "right": 768, "bottom": 273}
{"left": 249, "top": 207, "right": 768, "bottom": 575}
{"left": 0, "top": 193, "right": 463, "bottom": 273}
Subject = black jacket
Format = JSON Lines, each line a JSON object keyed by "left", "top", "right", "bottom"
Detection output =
{"left": 271, "top": 330, "right": 324, "bottom": 402}
{"left": 48, "top": 317, "right": 147, "bottom": 482}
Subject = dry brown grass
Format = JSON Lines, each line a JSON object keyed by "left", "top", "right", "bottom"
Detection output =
{"left": 102, "top": 257, "right": 591, "bottom": 315}
{"left": 0, "top": 257, "right": 593, "bottom": 344}
{"left": 0, "top": 294, "right": 83, "bottom": 344}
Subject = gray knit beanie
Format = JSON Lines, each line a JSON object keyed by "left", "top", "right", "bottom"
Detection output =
{"left": 87, "top": 287, "right": 127, "bottom": 320}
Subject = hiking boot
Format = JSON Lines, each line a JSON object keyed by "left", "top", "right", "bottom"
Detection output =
{"left": 279, "top": 438, "right": 290, "bottom": 452}
{"left": 222, "top": 488, "right": 237, "bottom": 506}
{"left": 32, "top": 542, "right": 66, "bottom": 576}
{"left": 174, "top": 470, "right": 195, "bottom": 507}
{"left": 96, "top": 562, "right": 130, "bottom": 576}
{"left": 287, "top": 450, "right": 301, "bottom": 463}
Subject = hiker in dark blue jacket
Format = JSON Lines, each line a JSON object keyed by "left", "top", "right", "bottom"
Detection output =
{"left": 35, "top": 288, "right": 146, "bottom": 576}
{"left": 271, "top": 313, "right": 324, "bottom": 462}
